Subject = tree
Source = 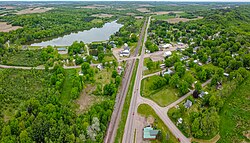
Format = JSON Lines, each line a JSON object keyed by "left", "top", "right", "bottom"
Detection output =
{"left": 170, "top": 74, "right": 180, "bottom": 87}
{"left": 98, "top": 53, "right": 104, "bottom": 62}
{"left": 146, "top": 60, "right": 154, "bottom": 70}
{"left": 195, "top": 82, "right": 202, "bottom": 93}
{"left": 19, "top": 130, "right": 32, "bottom": 143}
{"left": 112, "top": 70, "right": 118, "bottom": 78}
{"left": 179, "top": 81, "right": 189, "bottom": 95}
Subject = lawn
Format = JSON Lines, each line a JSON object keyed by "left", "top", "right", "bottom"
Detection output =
{"left": 218, "top": 77, "right": 250, "bottom": 143}
{"left": 141, "top": 75, "right": 180, "bottom": 107}
{"left": 150, "top": 87, "right": 180, "bottom": 107}
{"left": 143, "top": 58, "right": 163, "bottom": 75}
{"left": 137, "top": 104, "right": 178, "bottom": 143}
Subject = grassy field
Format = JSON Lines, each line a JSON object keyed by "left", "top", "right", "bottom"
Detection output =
{"left": 218, "top": 77, "right": 250, "bottom": 143}
{"left": 0, "top": 50, "right": 45, "bottom": 67}
{"left": 115, "top": 60, "right": 139, "bottom": 143}
{"left": 152, "top": 14, "right": 176, "bottom": 20}
{"left": 150, "top": 87, "right": 180, "bottom": 107}
{"left": 137, "top": 104, "right": 178, "bottom": 143}
{"left": 60, "top": 69, "right": 77, "bottom": 103}
{"left": 141, "top": 75, "right": 179, "bottom": 107}
{"left": 143, "top": 58, "right": 163, "bottom": 75}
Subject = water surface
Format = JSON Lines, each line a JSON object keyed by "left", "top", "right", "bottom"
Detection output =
{"left": 31, "top": 21, "right": 123, "bottom": 46}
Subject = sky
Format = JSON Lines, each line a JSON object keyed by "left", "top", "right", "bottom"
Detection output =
{"left": 0, "top": 0, "right": 250, "bottom": 2}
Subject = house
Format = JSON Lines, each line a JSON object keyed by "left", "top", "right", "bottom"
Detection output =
{"left": 180, "top": 56, "right": 189, "bottom": 61}
{"left": 164, "top": 51, "right": 172, "bottom": 57}
{"left": 96, "top": 64, "right": 103, "bottom": 70}
{"left": 184, "top": 100, "right": 192, "bottom": 108}
{"left": 216, "top": 82, "right": 222, "bottom": 90}
{"left": 160, "top": 64, "right": 166, "bottom": 69}
{"left": 93, "top": 56, "right": 98, "bottom": 61}
{"left": 120, "top": 49, "right": 130, "bottom": 57}
{"left": 117, "top": 66, "right": 124, "bottom": 75}
{"left": 57, "top": 47, "right": 68, "bottom": 54}
{"left": 143, "top": 126, "right": 159, "bottom": 140}
{"left": 177, "top": 118, "right": 183, "bottom": 124}
{"left": 223, "top": 73, "right": 229, "bottom": 77}
{"left": 198, "top": 91, "right": 208, "bottom": 98}
{"left": 162, "top": 69, "right": 173, "bottom": 76}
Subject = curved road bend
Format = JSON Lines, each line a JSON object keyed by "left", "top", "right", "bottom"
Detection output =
{"left": 136, "top": 78, "right": 211, "bottom": 143}
{"left": 104, "top": 17, "right": 148, "bottom": 143}
{"left": 122, "top": 16, "right": 151, "bottom": 143}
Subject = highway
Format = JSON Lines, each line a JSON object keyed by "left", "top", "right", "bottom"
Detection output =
{"left": 122, "top": 16, "right": 151, "bottom": 143}
{"left": 104, "top": 17, "right": 148, "bottom": 143}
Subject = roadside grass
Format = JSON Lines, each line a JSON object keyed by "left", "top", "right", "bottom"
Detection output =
{"left": 141, "top": 75, "right": 180, "bottom": 107}
{"left": 143, "top": 58, "right": 163, "bottom": 75}
{"left": 115, "top": 60, "right": 139, "bottom": 143}
{"left": 218, "top": 77, "right": 250, "bottom": 143}
{"left": 0, "top": 50, "right": 45, "bottom": 67}
{"left": 137, "top": 104, "right": 178, "bottom": 143}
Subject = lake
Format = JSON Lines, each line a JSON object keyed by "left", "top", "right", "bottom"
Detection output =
{"left": 31, "top": 20, "right": 123, "bottom": 47}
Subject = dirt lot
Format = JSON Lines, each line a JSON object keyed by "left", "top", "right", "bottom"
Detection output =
{"left": 152, "top": 11, "right": 184, "bottom": 15}
{"left": 126, "top": 13, "right": 136, "bottom": 16}
{"left": 80, "top": 4, "right": 109, "bottom": 9}
{"left": 0, "top": 6, "right": 15, "bottom": 9}
{"left": 167, "top": 16, "right": 203, "bottom": 24}
{"left": 75, "top": 85, "right": 104, "bottom": 113}
{"left": 137, "top": 8, "right": 150, "bottom": 13}
{"left": 0, "top": 22, "right": 22, "bottom": 32}
{"left": 91, "top": 14, "right": 113, "bottom": 18}
{"left": 16, "top": 7, "right": 53, "bottom": 15}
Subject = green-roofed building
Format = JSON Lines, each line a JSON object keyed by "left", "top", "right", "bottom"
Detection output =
{"left": 143, "top": 126, "right": 159, "bottom": 140}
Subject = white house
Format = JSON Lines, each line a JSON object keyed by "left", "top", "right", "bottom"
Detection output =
{"left": 164, "top": 51, "right": 172, "bottom": 57}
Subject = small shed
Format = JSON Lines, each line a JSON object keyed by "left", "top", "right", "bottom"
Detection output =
{"left": 184, "top": 100, "right": 192, "bottom": 108}
{"left": 164, "top": 51, "right": 172, "bottom": 57}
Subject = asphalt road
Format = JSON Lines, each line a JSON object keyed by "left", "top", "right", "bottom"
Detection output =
{"left": 122, "top": 16, "right": 151, "bottom": 143}
{"left": 136, "top": 79, "right": 212, "bottom": 143}
{"left": 104, "top": 18, "right": 148, "bottom": 143}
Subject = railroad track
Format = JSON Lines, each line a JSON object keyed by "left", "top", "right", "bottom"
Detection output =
{"left": 104, "top": 17, "right": 148, "bottom": 143}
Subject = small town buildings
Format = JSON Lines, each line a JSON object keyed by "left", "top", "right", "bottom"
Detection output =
{"left": 164, "top": 51, "right": 172, "bottom": 57}
{"left": 120, "top": 43, "right": 130, "bottom": 57}
{"left": 57, "top": 47, "right": 68, "bottom": 54}
{"left": 143, "top": 126, "right": 159, "bottom": 140}
{"left": 184, "top": 100, "right": 192, "bottom": 108}
{"left": 159, "top": 43, "right": 172, "bottom": 49}
{"left": 93, "top": 56, "right": 98, "bottom": 61}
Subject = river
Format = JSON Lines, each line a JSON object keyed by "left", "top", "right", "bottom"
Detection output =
{"left": 31, "top": 20, "right": 123, "bottom": 47}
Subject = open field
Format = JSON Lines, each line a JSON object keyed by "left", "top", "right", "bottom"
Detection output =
{"left": 152, "top": 11, "right": 184, "bottom": 15}
{"left": 137, "top": 104, "right": 178, "bottom": 143}
{"left": 218, "top": 77, "right": 250, "bottom": 143}
{"left": 16, "top": 7, "right": 53, "bottom": 15}
{"left": 79, "top": 4, "right": 109, "bottom": 9}
{"left": 137, "top": 8, "right": 150, "bottom": 13}
{"left": 0, "top": 22, "right": 22, "bottom": 32}
{"left": 141, "top": 75, "right": 180, "bottom": 107}
{"left": 91, "top": 13, "right": 113, "bottom": 18}
{"left": 166, "top": 16, "right": 203, "bottom": 23}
